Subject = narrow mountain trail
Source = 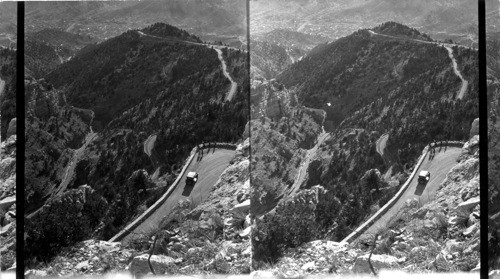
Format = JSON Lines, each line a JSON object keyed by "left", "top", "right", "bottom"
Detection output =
{"left": 444, "top": 46, "right": 469, "bottom": 100}
{"left": 144, "top": 134, "right": 160, "bottom": 180}
{"left": 375, "top": 133, "right": 389, "bottom": 162}
{"left": 144, "top": 134, "right": 157, "bottom": 158}
{"left": 137, "top": 30, "right": 239, "bottom": 101}
{"left": 214, "top": 48, "right": 238, "bottom": 101}
{"left": 0, "top": 77, "right": 5, "bottom": 97}
{"left": 369, "top": 30, "right": 470, "bottom": 99}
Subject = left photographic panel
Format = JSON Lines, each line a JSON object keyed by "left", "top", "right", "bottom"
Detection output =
{"left": 0, "top": 0, "right": 17, "bottom": 273}
{"left": 24, "top": 1, "right": 250, "bottom": 276}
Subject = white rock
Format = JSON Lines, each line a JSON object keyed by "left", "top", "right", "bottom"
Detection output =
{"left": 242, "top": 246, "right": 252, "bottom": 257}
{"left": 244, "top": 214, "right": 252, "bottom": 227}
{"left": 463, "top": 223, "right": 478, "bottom": 237}
{"left": 352, "top": 254, "right": 400, "bottom": 273}
{"left": 128, "top": 254, "right": 175, "bottom": 275}
{"left": 456, "top": 196, "right": 480, "bottom": 213}
{"left": 301, "top": 261, "right": 316, "bottom": 271}
{"left": 75, "top": 260, "right": 89, "bottom": 271}
{"left": 0, "top": 196, "right": 15, "bottom": 211}
{"left": 232, "top": 199, "right": 251, "bottom": 218}
{"left": 239, "top": 226, "right": 252, "bottom": 238}
{"left": 25, "top": 269, "right": 47, "bottom": 277}
{"left": 97, "top": 241, "right": 121, "bottom": 252}
{"left": 250, "top": 270, "right": 275, "bottom": 278}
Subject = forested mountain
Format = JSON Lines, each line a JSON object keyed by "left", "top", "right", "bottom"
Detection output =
{"left": 278, "top": 22, "right": 477, "bottom": 162}
{"left": 25, "top": 22, "right": 249, "bottom": 263}
{"left": 0, "top": 48, "right": 16, "bottom": 141}
{"left": 0, "top": 2, "right": 16, "bottom": 49}
{"left": 25, "top": 30, "right": 98, "bottom": 79}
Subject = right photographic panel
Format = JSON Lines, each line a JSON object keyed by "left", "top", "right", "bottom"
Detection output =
{"left": 487, "top": 0, "right": 500, "bottom": 274}
{"left": 250, "top": 0, "right": 480, "bottom": 275}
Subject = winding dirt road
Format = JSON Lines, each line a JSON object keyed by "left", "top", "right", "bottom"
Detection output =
{"left": 116, "top": 148, "right": 235, "bottom": 244}
{"left": 369, "top": 30, "right": 469, "bottom": 100}
{"left": 144, "top": 134, "right": 157, "bottom": 158}
{"left": 214, "top": 48, "right": 238, "bottom": 101}
{"left": 353, "top": 146, "right": 461, "bottom": 241}
{"left": 0, "top": 77, "right": 5, "bottom": 97}
{"left": 444, "top": 46, "right": 469, "bottom": 100}
{"left": 376, "top": 133, "right": 389, "bottom": 162}
{"left": 137, "top": 30, "right": 239, "bottom": 101}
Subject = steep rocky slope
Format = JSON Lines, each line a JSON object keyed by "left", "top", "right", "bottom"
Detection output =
{"left": 25, "top": 22, "right": 249, "bottom": 266}
{"left": 25, "top": 140, "right": 251, "bottom": 276}
{"left": 0, "top": 126, "right": 16, "bottom": 271}
{"left": 254, "top": 127, "right": 479, "bottom": 275}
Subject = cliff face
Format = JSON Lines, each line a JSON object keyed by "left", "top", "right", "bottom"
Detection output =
{"left": 0, "top": 126, "right": 16, "bottom": 271}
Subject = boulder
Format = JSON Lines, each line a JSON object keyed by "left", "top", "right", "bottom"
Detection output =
{"left": 96, "top": 241, "right": 121, "bottom": 252}
{"left": 469, "top": 118, "right": 479, "bottom": 138}
{"left": 231, "top": 199, "right": 250, "bottom": 219}
{"left": 468, "top": 212, "right": 480, "bottom": 226}
{"left": 75, "top": 260, "right": 89, "bottom": 271}
{"left": 352, "top": 254, "right": 400, "bottom": 273}
{"left": 463, "top": 224, "right": 478, "bottom": 237}
{"left": 445, "top": 240, "right": 463, "bottom": 254}
{"left": 0, "top": 196, "right": 15, "bottom": 211}
{"left": 25, "top": 270, "right": 47, "bottom": 277}
{"left": 244, "top": 214, "right": 252, "bottom": 227}
{"left": 301, "top": 261, "right": 316, "bottom": 271}
{"left": 128, "top": 254, "right": 175, "bottom": 275}
{"left": 456, "top": 197, "right": 480, "bottom": 214}
{"left": 239, "top": 226, "right": 251, "bottom": 238}
{"left": 242, "top": 246, "right": 252, "bottom": 257}
{"left": 250, "top": 270, "right": 275, "bottom": 278}
{"left": 6, "top": 118, "right": 16, "bottom": 138}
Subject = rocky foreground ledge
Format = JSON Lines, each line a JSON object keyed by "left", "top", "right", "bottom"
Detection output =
{"left": 19, "top": 270, "right": 489, "bottom": 279}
